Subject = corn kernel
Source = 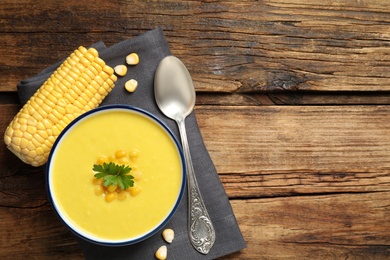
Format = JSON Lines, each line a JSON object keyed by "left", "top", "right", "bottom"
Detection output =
{"left": 36, "top": 147, "right": 44, "bottom": 156}
{"left": 92, "top": 62, "right": 102, "bottom": 72}
{"left": 85, "top": 69, "right": 95, "bottom": 81}
{"left": 117, "top": 191, "right": 128, "bottom": 201}
{"left": 129, "top": 148, "right": 139, "bottom": 159}
{"left": 12, "top": 137, "right": 21, "bottom": 146}
{"left": 41, "top": 144, "right": 50, "bottom": 154}
{"left": 27, "top": 116, "right": 37, "bottom": 126}
{"left": 27, "top": 150, "right": 37, "bottom": 158}
{"left": 162, "top": 228, "right": 175, "bottom": 243}
{"left": 89, "top": 64, "right": 99, "bottom": 76}
{"left": 155, "top": 245, "right": 167, "bottom": 260}
{"left": 125, "top": 79, "right": 138, "bottom": 93}
{"left": 114, "top": 65, "right": 127, "bottom": 76}
{"left": 33, "top": 134, "right": 45, "bottom": 144}
{"left": 107, "top": 185, "right": 118, "bottom": 193}
{"left": 13, "top": 130, "right": 23, "bottom": 138}
{"left": 126, "top": 53, "right": 139, "bottom": 65}
{"left": 20, "top": 124, "right": 27, "bottom": 133}
{"left": 87, "top": 47, "right": 98, "bottom": 57}
{"left": 118, "top": 157, "right": 130, "bottom": 165}
{"left": 103, "top": 64, "right": 114, "bottom": 75}
{"left": 85, "top": 52, "right": 95, "bottom": 62}
{"left": 47, "top": 113, "right": 59, "bottom": 125}
{"left": 10, "top": 143, "right": 22, "bottom": 154}
{"left": 26, "top": 142, "right": 35, "bottom": 151}
{"left": 4, "top": 135, "right": 11, "bottom": 146}
{"left": 13, "top": 121, "right": 21, "bottom": 130}
{"left": 93, "top": 178, "right": 104, "bottom": 186}
{"left": 132, "top": 170, "right": 142, "bottom": 181}
{"left": 5, "top": 126, "right": 14, "bottom": 137}
{"left": 95, "top": 57, "right": 106, "bottom": 68}
{"left": 23, "top": 131, "right": 32, "bottom": 140}
{"left": 52, "top": 125, "right": 61, "bottom": 136}
{"left": 96, "top": 155, "right": 108, "bottom": 165}
{"left": 20, "top": 139, "right": 29, "bottom": 149}
{"left": 32, "top": 111, "right": 44, "bottom": 122}
{"left": 105, "top": 192, "right": 117, "bottom": 202}
{"left": 27, "top": 125, "right": 36, "bottom": 135}
{"left": 115, "top": 150, "right": 127, "bottom": 159}
{"left": 95, "top": 185, "right": 104, "bottom": 196}
{"left": 128, "top": 186, "right": 141, "bottom": 197}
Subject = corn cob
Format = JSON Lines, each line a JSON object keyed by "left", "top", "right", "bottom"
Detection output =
{"left": 4, "top": 46, "right": 117, "bottom": 167}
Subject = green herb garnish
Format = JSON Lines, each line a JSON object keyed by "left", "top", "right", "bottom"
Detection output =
{"left": 93, "top": 162, "right": 134, "bottom": 190}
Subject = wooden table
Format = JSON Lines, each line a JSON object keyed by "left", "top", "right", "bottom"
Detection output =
{"left": 1, "top": 1, "right": 390, "bottom": 259}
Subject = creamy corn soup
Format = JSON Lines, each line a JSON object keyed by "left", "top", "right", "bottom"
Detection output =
{"left": 48, "top": 108, "right": 183, "bottom": 243}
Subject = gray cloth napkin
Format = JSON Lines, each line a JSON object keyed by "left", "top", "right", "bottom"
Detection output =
{"left": 17, "top": 28, "right": 246, "bottom": 259}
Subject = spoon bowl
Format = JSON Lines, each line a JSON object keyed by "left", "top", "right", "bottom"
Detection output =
{"left": 155, "top": 56, "right": 195, "bottom": 121}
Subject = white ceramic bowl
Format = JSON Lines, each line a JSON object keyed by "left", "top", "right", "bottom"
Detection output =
{"left": 46, "top": 104, "right": 186, "bottom": 246}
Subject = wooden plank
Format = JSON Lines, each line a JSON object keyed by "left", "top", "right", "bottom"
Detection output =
{"left": 226, "top": 192, "right": 390, "bottom": 259}
{"left": 1, "top": 204, "right": 83, "bottom": 259}
{"left": 195, "top": 105, "right": 390, "bottom": 197}
{"left": 196, "top": 92, "right": 390, "bottom": 106}
{"left": 1, "top": 192, "right": 389, "bottom": 259}
{"left": 1, "top": 0, "right": 390, "bottom": 92}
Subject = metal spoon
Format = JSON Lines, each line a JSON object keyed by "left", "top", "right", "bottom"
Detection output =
{"left": 154, "top": 56, "right": 215, "bottom": 254}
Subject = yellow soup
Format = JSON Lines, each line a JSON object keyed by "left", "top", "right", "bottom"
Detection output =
{"left": 48, "top": 107, "right": 184, "bottom": 244}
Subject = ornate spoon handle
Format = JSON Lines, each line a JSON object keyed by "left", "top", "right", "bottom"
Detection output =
{"left": 177, "top": 118, "right": 215, "bottom": 254}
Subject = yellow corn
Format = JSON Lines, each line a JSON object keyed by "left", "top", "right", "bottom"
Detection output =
{"left": 162, "top": 228, "right": 174, "bottom": 243}
{"left": 4, "top": 46, "right": 117, "bottom": 167}
{"left": 105, "top": 192, "right": 117, "bottom": 202}
{"left": 117, "top": 191, "right": 128, "bottom": 201}
{"left": 107, "top": 185, "right": 118, "bottom": 193}
{"left": 113, "top": 65, "right": 127, "bottom": 76}
{"left": 115, "top": 149, "right": 127, "bottom": 159}
{"left": 155, "top": 245, "right": 167, "bottom": 260}
{"left": 128, "top": 186, "right": 142, "bottom": 197}
{"left": 125, "top": 79, "right": 138, "bottom": 93}
{"left": 126, "top": 53, "right": 139, "bottom": 65}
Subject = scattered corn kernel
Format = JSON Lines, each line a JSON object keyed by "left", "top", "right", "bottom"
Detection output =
{"left": 126, "top": 53, "right": 139, "bottom": 65}
{"left": 114, "top": 65, "right": 127, "bottom": 76}
{"left": 155, "top": 245, "right": 167, "bottom": 260}
{"left": 162, "top": 228, "right": 175, "bottom": 243}
{"left": 125, "top": 79, "right": 138, "bottom": 93}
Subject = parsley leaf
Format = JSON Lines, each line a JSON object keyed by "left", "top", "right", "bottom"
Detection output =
{"left": 93, "top": 162, "right": 134, "bottom": 190}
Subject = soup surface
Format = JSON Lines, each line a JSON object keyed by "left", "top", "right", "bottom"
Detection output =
{"left": 49, "top": 108, "right": 183, "bottom": 242}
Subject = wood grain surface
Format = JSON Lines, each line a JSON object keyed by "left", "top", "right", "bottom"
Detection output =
{"left": 1, "top": 0, "right": 390, "bottom": 259}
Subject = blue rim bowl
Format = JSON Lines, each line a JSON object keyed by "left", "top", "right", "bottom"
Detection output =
{"left": 46, "top": 104, "right": 186, "bottom": 246}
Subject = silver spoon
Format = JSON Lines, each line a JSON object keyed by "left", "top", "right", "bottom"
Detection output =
{"left": 154, "top": 56, "right": 215, "bottom": 254}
